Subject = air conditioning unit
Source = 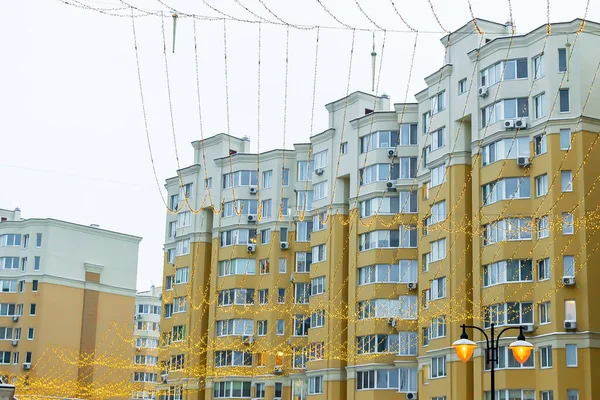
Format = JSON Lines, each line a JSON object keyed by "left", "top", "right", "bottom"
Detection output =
{"left": 137, "top": 314, "right": 143, "bottom": 320}
{"left": 242, "top": 335, "right": 254, "bottom": 345}
{"left": 522, "top": 324, "right": 535, "bottom": 333}
{"left": 503, "top": 119, "right": 516, "bottom": 129}
{"left": 407, "top": 282, "right": 418, "bottom": 291}
{"left": 11, "top": 340, "right": 18, "bottom": 347}
{"left": 249, "top": 186, "right": 258, "bottom": 195}
{"left": 406, "top": 393, "right": 418, "bottom": 400}
{"left": 273, "top": 366, "right": 283, "bottom": 375}
{"left": 562, "top": 276, "right": 575, "bottom": 286}
{"left": 478, "top": 86, "right": 489, "bottom": 98}
{"left": 315, "top": 168, "right": 324, "bottom": 176}
{"left": 564, "top": 320, "right": 577, "bottom": 330}
{"left": 280, "top": 242, "right": 289, "bottom": 250}
{"left": 388, "top": 149, "right": 398, "bottom": 158}
{"left": 12, "top": 316, "right": 18, "bottom": 323}
{"left": 515, "top": 118, "right": 528, "bottom": 129}
{"left": 517, "top": 157, "right": 530, "bottom": 167}
{"left": 387, "top": 318, "right": 397, "bottom": 327}
{"left": 136, "top": 347, "right": 141, "bottom": 352}
{"left": 290, "top": 274, "right": 295, "bottom": 283}
{"left": 247, "top": 244, "right": 256, "bottom": 253}
{"left": 386, "top": 181, "right": 397, "bottom": 192}
{"left": 161, "top": 374, "right": 169, "bottom": 383}
{"left": 22, "top": 363, "right": 31, "bottom": 370}
{"left": 247, "top": 214, "right": 257, "bottom": 223}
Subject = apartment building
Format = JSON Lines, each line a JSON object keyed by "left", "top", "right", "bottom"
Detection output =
{"left": 159, "top": 18, "right": 600, "bottom": 400}
{"left": 134, "top": 285, "right": 162, "bottom": 399}
{"left": 0, "top": 207, "right": 142, "bottom": 399}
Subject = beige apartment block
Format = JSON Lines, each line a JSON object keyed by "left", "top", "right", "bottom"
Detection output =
{"left": 0, "top": 207, "right": 141, "bottom": 399}
{"left": 158, "top": 18, "right": 600, "bottom": 400}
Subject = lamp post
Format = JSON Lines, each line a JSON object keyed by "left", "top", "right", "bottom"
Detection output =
{"left": 451, "top": 323, "right": 534, "bottom": 400}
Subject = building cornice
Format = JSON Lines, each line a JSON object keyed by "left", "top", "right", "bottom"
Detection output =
{"left": 350, "top": 112, "right": 398, "bottom": 130}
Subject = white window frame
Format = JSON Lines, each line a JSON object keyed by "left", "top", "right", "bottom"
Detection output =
{"left": 561, "top": 170, "right": 573, "bottom": 192}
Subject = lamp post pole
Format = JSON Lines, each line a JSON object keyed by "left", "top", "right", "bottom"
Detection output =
{"left": 458, "top": 323, "right": 528, "bottom": 400}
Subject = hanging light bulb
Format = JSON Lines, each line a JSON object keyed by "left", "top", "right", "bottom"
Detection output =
{"left": 508, "top": 329, "right": 534, "bottom": 365}
{"left": 371, "top": 32, "right": 377, "bottom": 92}
{"left": 452, "top": 327, "right": 478, "bottom": 362}
{"left": 172, "top": 14, "right": 178, "bottom": 53}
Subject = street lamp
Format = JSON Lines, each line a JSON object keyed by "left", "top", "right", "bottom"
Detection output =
{"left": 451, "top": 323, "right": 534, "bottom": 400}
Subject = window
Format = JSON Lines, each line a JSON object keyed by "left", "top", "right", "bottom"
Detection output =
{"left": 32, "top": 280, "right": 38, "bottom": 292}
{"left": 537, "top": 216, "right": 550, "bottom": 239}
{"left": 360, "top": 196, "right": 400, "bottom": 217}
{"left": 484, "top": 302, "right": 533, "bottom": 327}
{"left": 173, "top": 297, "right": 187, "bottom": 313}
{"left": 176, "top": 239, "right": 190, "bottom": 255}
{"left": 561, "top": 171, "right": 573, "bottom": 192}
{"left": 311, "top": 244, "right": 326, "bottom": 263}
{"left": 431, "top": 356, "right": 446, "bottom": 378}
{"left": 294, "top": 283, "right": 310, "bottom": 304}
{"left": 274, "top": 382, "right": 283, "bottom": 398}
{"left": 278, "top": 258, "right": 287, "bottom": 274}
{"left": 358, "top": 263, "right": 411, "bottom": 285}
{"left": 30, "top": 304, "right": 36, "bottom": 316}
{"left": 294, "top": 315, "right": 310, "bottom": 336}
{"left": 540, "top": 346, "right": 552, "bottom": 368}
{"left": 311, "top": 276, "right": 325, "bottom": 295}
{"left": 399, "top": 296, "right": 418, "bottom": 319}
{"left": 481, "top": 59, "right": 527, "bottom": 86}
{"left": 430, "top": 277, "right": 446, "bottom": 300}
{"left": 533, "top": 53, "right": 544, "bottom": 79}
{"left": 562, "top": 212, "right": 574, "bottom": 235}
{"left": 565, "top": 299, "right": 577, "bottom": 322}
{"left": 175, "top": 267, "right": 189, "bottom": 284}
{"left": 482, "top": 137, "right": 530, "bottom": 165}
{"left": 560, "top": 128, "right": 572, "bottom": 150}
{"left": 485, "top": 390, "right": 535, "bottom": 400}
{"left": 430, "top": 164, "right": 446, "bottom": 187}
{"left": 567, "top": 390, "right": 579, "bottom": 400}
{"left": 177, "top": 211, "right": 191, "bottom": 228}
{"left": 257, "top": 320, "right": 267, "bottom": 336}
{"left": 277, "top": 288, "right": 286, "bottom": 304}
{"left": 36, "top": 233, "right": 42, "bottom": 248}
{"left": 397, "top": 331, "right": 418, "bottom": 356}
{"left": 213, "top": 381, "right": 252, "bottom": 398}
{"left": 341, "top": 142, "right": 348, "bottom": 154}
{"left": 483, "top": 260, "right": 533, "bottom": 287}
{"left": 458, "top": 78, "right": 467, "bottom": 94}
{"left": 280, "top": 198, "right": 289, "bottom": 217}
{"left": 313, "top": 181, "right": 328, "bottom": 200}
{"left": 484, "top": 346, "right": 534, "bottom": 370}
{"left": 259, "top": 259, "right": 270, "bottom": 275}
{"left": 297, "top": 161, "right": 314, "bottom": 181}
{"left": 400, "top": 190, "right": 418, "bottom": 213}
{"left": 167, "top": 249, "right": 175, "bottom": 264}
{"left": 356, "top": 334, "right": 399, "bottom": 354}
{"left": 540, "top": 302, "right": 551, "bottom": 324}
{"left": 431, "top": 91, "right": 445, "bottom": 114}
{"left": 260, "top": 199, "right": 272, "bottom": 219}
{"left": 279, "top": 228, "right": 288, "bottom": 243}
{"left": 310, "top": 310, "right": 325, "bottom": 328}
{"left": 215, "top": 320, "right": 254, "bottom": 336}
{"left": 296, "top": 190, "right": 314, "bottom": 211}
{"left": 170, "top": 194, "right": 179, "bottom": 210}
{"left": 481, "top": 98, "right": 529, "bottom": 127}
{"left": 204, "top": 177, "right": 212, "bottom": 189}
{"left": 22, "top": 234, "right": 29, "bottom": 248}
{"left": 312, "top": 212, "right": 327, "bottom": 232}
{"left": 255, "top": 383, "right": 265, "bottom": 399}
{"left": 558, "top": 48, "right": 567, "bottom": 72}
{"left": 296, "top": 252, "right": 312, "bottom": 273}
{"left": 430, "top": 238, "right": 446, "bottom": 262}
{"left": 296, "top": 221, "right": 313, "bottom": 242}
{"left": 260, "top": 229, "right": 271, "bottom": 245}
{"left": 483, "top": 218, "right": 532, "bottom": 245}
{"left": 534, "top": 93, "right": 546, "bottom": 119}
{"left": 180, "top": 183, "right": 193, "bottom": 199}
{"left": 431, "top": 127, "right": 445, "bottom": 151}
{"left": 262, "top": 170, "right": 273, "bottom": 189}
{"left": 564, "top": 255, "right": 575, "bottom": 277}
{"left": 538, "top": 258, "right": 550, "bottom": 281}
{"left": 360, "top": 230, "right": 400, "bottom": 250}
{"left": 560, "top": 88, "right": 570, "bottom": 112}
{"left": 566, "top": 344, "right": 578, "bottom": 367}
{"left": 0, "top": 234, "right": 22, "bottom": 247}
{"left": 308, "top": 342, "right": 325, "bottom": 361}
{"left": 0, "top": 257, "right": 20, "bottom": 270}
{"left": 360, "top": 131, "right": 402, "bottom": 152}
{"left": 218, "top": 259, "right": 256, "bottom": 276}
{"left": 222, "top": 199, "right": 259, "bottom": 217}
{"left": 276, "top": 319, "right": 284, "bottom": 335}
{"left": 308, "top": 376, "right": 323, "bottom": 395}
{"left": 535, "top": 134, "right": 547, "bottom": 155}
{"left": 482, "top": 177, "right": 531, "bottom": 205}
{"left": 168, "top": 221, "right": 177, "bottom": 238}
{"left": 164, "top": 304, "right": 173, "bottom": 318}
{"left": 356, "top": 369, "right": 399, "bottom": 390}
{"left": 540, "top": 391, "right": 553, "bottom": 400}
{"left": 429, "top": 315, "right": 446, "bottom": 339}
{"left": 25, "top": 352, "right": 32, "bottom": 363}
{"left": 400, "top": 124, "right": 418, "bottom": 145}
{"left": 313, "top": 150, "right": 328, "bottom": 169}
{"left": 429, "top": 200, "right": 446, "bottom": 224}
{"left": 258, "top": 289, "right": 268, "bottom": 305}
{"left": 399, "top": 226, "right": 417, "bottom": 248}
{"left": 223, "top": 170, "right": 258, "bottom": 188}
{"left": 133, "top": 372, "right": 158, "bottom": 383}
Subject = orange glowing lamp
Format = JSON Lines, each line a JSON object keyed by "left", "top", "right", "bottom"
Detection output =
{"left": 508, "top": 338, "right": 534, "bottom": 364}
{"left": 452, "top": 329, "right": 478, "bottom": 362}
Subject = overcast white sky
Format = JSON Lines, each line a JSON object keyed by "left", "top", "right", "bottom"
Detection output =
{"left": 1, "top": 0, "right": 597, "bottom": 290}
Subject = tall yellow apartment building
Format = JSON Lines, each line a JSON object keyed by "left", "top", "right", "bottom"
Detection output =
{"left": 159, "top": 19, "right": 600, "bottom": 400}
{"left": 0, "top": 207, "right": 141, "bottom": 399}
